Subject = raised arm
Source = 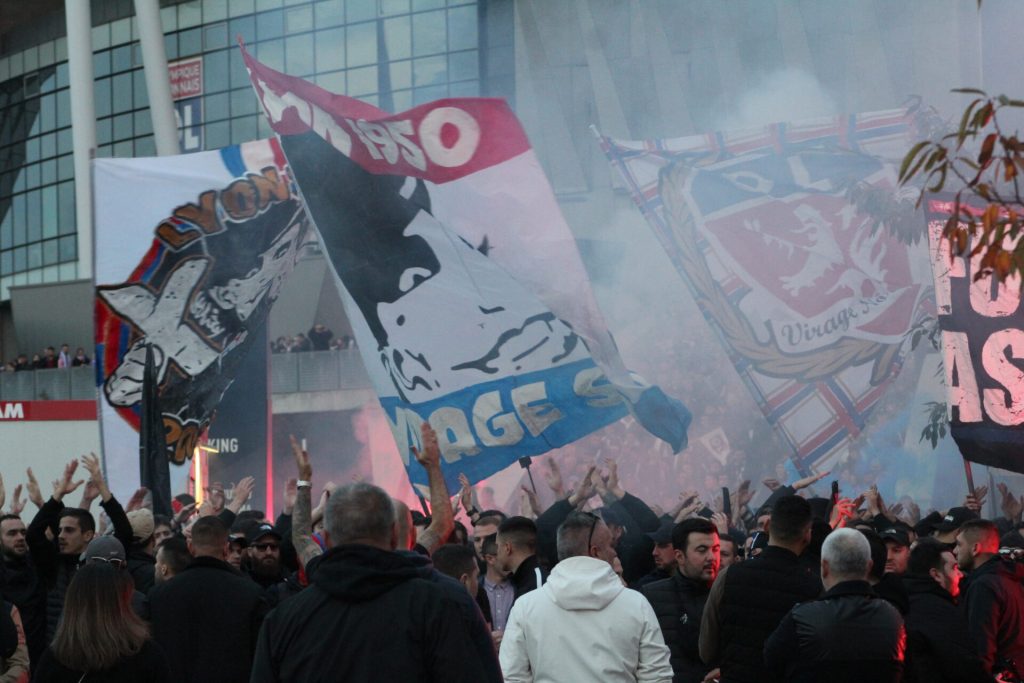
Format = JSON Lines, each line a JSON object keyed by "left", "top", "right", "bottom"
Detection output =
{"left": 81, "top": 453, "right": 133, "bottom": 550}
{"left": 413, "top": 423, "right": 453, "bottom": 554}
{"left": 289, "top": 435, "right": 323, "bottom": 569}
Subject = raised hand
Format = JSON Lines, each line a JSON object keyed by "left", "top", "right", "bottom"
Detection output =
{"left": 998, "top": 483, "right": 1023, "bottom": 522}
{"left": 9, "top": 484, "right": 24, "bottom": 516}
{"left": 289, "top": 434, "right": 312, "bottom": 481}
{"left": 80, "top": 453, "right": 112, "bottom": 502}
{"left": 829, "top": 497, "right": 858, "bottom": 529}
{"left": 762, "top": 478, "right": 782, "bottom": 492}
{"left": 711, "top": 511, "right": 729, "bottom": 535}
{"left": 544, "top": 459, "right": 565, "bottom": 497}
{"left": 125, "top": 487, "right": 149, "bottom": 513}
{"left": 965, "top": 484, "right": 989, "bottom": 513}
{"left": 25, "top": 468, "right": 44, "bottom": 509}
{"left": 411, "top": 423, "right": 441, "bottom": 470}
{"left": 52, "top": 460, "right": 84, "bottom": 502}
{"left": 283, "top": 478, "right": 298, "bottom": 514}
{"left": 173, "top": 502, "right": 197, "bottom": 528}
{"left": 734, "top": 480, "right": 754, "bottom": 509}
{"left": 605, "top": 459, "right": 623, "bottom": 497}
{"left": 457, "top": 472, "right": 474, "bottom": 513}
{"left": 569, "top": 465, "right": 598, "bottom": 508}
{"left": 227, "top": 476, "right": 256, "bottom": 513}
{"left": 792, "top": 470, "right": 829, "bottom": 491}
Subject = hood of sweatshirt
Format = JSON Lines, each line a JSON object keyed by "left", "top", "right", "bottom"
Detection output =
{"left": 313, "top": 544, "right": 423, "bottom": 602}
{"left": 542, "top": 556, "right": 624, "bottom": 611}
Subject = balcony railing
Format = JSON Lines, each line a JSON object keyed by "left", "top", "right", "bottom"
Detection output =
{"left": 0, "top": 349, "right": 373, "bottom": 401}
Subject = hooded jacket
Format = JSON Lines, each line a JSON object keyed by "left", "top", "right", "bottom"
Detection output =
{"left": 250, "top": 544, "right": 489, "bottom": 683}
{"left": 500, "top": 555, "right": 673, "bottom": 683}
{"left": 902, "top": 574, "right": 989, "bottom": 683}
{"left": 960, "top": 556, "right": 1024, "bottom": 676}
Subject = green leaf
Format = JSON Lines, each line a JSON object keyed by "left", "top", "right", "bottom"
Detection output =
{"left": 900, "top": 140, "right": 931, "bottom": 182}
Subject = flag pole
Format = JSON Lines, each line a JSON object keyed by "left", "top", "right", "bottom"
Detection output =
{"left": 963, "top": 457, "right": 976, "bottom": 498}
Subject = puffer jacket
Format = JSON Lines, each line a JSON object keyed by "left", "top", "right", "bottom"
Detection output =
{"left": 641, "top": 573, "right": 712, "bottom": 682}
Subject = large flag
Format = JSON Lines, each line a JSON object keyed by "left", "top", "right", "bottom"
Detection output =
{"left": 926, "top": 197, "right": 1024, "bottom": 473}
{"left": 94, "top": 139, "right": 310, "bottom": 497}
{"left": 241, "top": 48, "right": 691, "bottom": 491}
{"left": 601, "top": 110, "right": 932, "bottom": 474}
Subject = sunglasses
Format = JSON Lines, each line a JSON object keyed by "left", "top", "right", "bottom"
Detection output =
{"left": 84, "top": 557, "right": 125, "bottom": 569}
{"left": 253, "top": 542, "right": 280, "bottom": 552}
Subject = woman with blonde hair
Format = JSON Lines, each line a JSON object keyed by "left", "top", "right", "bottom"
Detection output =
{"left": 33, "top": 562, "right": 169, "bottom": 682}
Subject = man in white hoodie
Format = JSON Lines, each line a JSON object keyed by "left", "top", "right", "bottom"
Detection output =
{"left": 500, "top": 511, "right": 674, "bottom": 683}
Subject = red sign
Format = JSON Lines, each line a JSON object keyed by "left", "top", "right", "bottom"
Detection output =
{"left": 0, "top": 401, "right": 97, "bottom": 421}
{"left": 169, "top": 57, "right": 203, "bottom": 101}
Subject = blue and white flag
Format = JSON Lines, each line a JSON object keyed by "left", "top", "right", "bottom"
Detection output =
{"left": 243, "top": 50, "right": 691, "bottom": 490}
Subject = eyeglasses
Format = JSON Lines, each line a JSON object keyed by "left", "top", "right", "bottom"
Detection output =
{"left": 84, "top": 557, "right": 125, "bottom": 569}
{"left": 253, "top": 543, "right": 280, "bottom": 552}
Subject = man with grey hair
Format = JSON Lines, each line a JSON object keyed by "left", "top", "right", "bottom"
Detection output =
{"left": 500, "top": 511, "right": 673, "bottom": 682}
{"left": 764, "top": 528, "right": 905, "bottom": 682}
{"left": 250, "top": 479, "right": 489, "bottom": 682}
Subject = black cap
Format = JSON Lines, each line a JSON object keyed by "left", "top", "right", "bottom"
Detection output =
{"left": 934, "top": 507, "right": 979, "bottom": 533}
{"left": 879, "top": 526, "right": 910, "bottom": 547}
{"left": 645, "top": 519, "right": 675, "bottom": 545}
{"left": 913, "top": 510, "right": 943, "bottom": 537}
{"left": 245, "top": 523, "right": 282, "bottom": 545}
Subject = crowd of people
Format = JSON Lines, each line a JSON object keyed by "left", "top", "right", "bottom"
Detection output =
{"left": 1, "top": 428, "right": 1023, "bottom": 682}
{"left": 270, "top": 324, "right": 355, "bottom": 354}
{"left": 0, "top": 345, "right": 91, "bottom": 373}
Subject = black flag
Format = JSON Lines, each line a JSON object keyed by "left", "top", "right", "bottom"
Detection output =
{"left": 140, "top": 344, "right": 172, "bottom": 516}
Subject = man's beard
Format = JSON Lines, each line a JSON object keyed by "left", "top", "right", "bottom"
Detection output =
{"left": 252, "top": 557, "right": 281, "bottom": 579}
{"left": 1, "top": 546, "right": 26, "bottom": 562}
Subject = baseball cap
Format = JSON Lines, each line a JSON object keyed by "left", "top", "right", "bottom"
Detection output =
{"left": 879, "top": 526, "right": 910, "bottom": 547}
{"left": 913, "top": 510, "right": 943, "bottom": 537}
{"left": 245, "top": 523, "right": 282, "bottom": 545}
{"left": 645, "top": 519, "right": 675, "bottom": 545}
{"left": 127, "top": 509, "right": 155, "bottom": 542}
{"left": 80, "top": 536, "right": 126, "bottom": 565}
{"left": 934, "top": 506, "right": 979, "bottom": 533}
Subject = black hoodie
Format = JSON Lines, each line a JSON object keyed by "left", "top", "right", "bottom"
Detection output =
{"left": 250, "top": 544, "right": 490, "bottom": 683}
{"left": 902, "top": 574, "right": 989, "bottom": 683}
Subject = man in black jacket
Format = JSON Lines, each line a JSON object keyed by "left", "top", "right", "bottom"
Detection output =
{"left": 903, "top": 538, "right": 989, "bottom": 683}
{"left": 699, "top": 494, "right": 820, "bottom": 683}
{"left": 764, "top": 528, "right": 905, "bottom": 683}
{"left": 0, "top": 513, "right": 46, "bottom": 668}
{"left": 148, "top": 516, "right": 268, "bottom": 683}
{"left": 496, "top": 516, "right": 548, "bottom": 601}
{"left": 250, "top": 482, "right": 489, "bottom": 682}
{"left": 26, "top": 455, "right": 133, "bottom": 642}
{"left": 956, "top": 518, "right": 1024, "bottom": 678}
{"left": 641, "top": 517, "right": 719, "bottom": 683}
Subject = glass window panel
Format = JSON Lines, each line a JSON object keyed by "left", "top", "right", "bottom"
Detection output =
{"left": 25, "top": 137, "right": 40, "bottom": 164}
{"left": 448, "top": 6, "right": 477, "bottom": 51}
{"left": 389, "top": 60, "right": 411, "bottom": 89}
{"left": 96, "top": 145, "right": 111, "bottom": 158}
{"left": 94, "top": 78, "right": 112, "bottom": 118}
{"left": 92, "top": 24, "right": 110, "bottom": 51}
{"left": 57, "top": 129, "right": 72, "bottom": 154}
{"left": 133, "top": 69, "right": 149, "bottom": 108}
{"left": 204, "top": 50, "right": 228, "bottom": 94}
{"left": 1, "top": 210, "right": 11, "bottom": 249}
{"left": 8, "top": 52, "right": 23, "bottom": 78}
{"left": 448, "top": 49, "right": 477, "bottom": 82}
{"left": 13, "top": 247, "right": 26, "bottom": 273}
{"left": 43, "top": 239, "right": 58, "bottom": 266}
{"left": 286, "top": 6, "right": 313, "bottom": 32}
{"left": 164, "top": 34, "right": 179, "bottom": 61}
{"left": 205, "top": 0, "right": 228, "bottom": 21}
{"left": 134, "top": 110, "right": 153, "bottom": 136}
{"left": 257, "top": 0, "right": 282, "bottom": 9}
{"left": 316, "top": 70, "right": 345, "bottom": 93}
{"left": 27, "top": 191, "right": 41, "bottom": 242}
{"left": 133, "top": 43, "right": 144, "bottom": 68}
{"left": 135, "top": 136, "right": 156, "bottom": 157}
{"left": 348, "top": 66, "right": 377, "bottom": 96}
{"left": 258, "top": 38, "right": 284, "bottom": 71}
{"left": 286, "top": 36, "right": 314, "bottom": 75}
{"left": 113, "top": 113, "right": 134, "bottom": 141}
{"left": 26, "top": 165, "right": 40, "bottom": 190}
{"left": 58, "top": 182, "right": 74, "bottom": 235}
{"left": 58, "top": 155, "right": 73, "bottom": 181}
{"left": 413, "top": 55, "right": 446, "bottom": 87}
{"left": 96, "top": 118, "right": 113, "bottom": 145}
{"left": 23, "top": 47, "right": 38, "bottom": 73}
{"left": 40, "top": 132, "right": 56, "bottom": 159}
{"left": 391, "top": 89, "right": 412, "bottom": 112}
{"left": 12, "top": 194, "right": 25, "bottom": 245}
{"left": 347, "top": 22, "right": 377, "bottom": 68}
{"left": 93, "top": 51, "right": 110, "bottom": 78}
{"left": 204, "top": 22, "right": 228, "bottom": 51}
{"left": 27, "top": 243, "right": 42, "bottom": 270}
{"left": 111, "top": 45, "right": 132, "bottom": 73}
{"left": 58, "top": 236, "right": 76, "bottom": 263}
{"left": 179, "top": 28, "right": 203, "bottom": 57}
{"left": 384, "top": 16, "right": 411, "bottom": 61}
{"left": 257, "top": 115, "right": 273, "bottom": 138}
{"left": 40, "top": 94, "right": 56, "bottom": 131}
{"left": 231, "top": 116, "right": 257, "bottom": 144}
{"left": 40, "top": 70, "right": 57, "bottom": 94}
{"left": 57, "top": 62, "right": 69, "bottom": 88}
{"left": 204, "top": 120, "right": 230, "bottom": 149}
{"left": 160, "top": 6, "right": 178, "bottom": 32}
{"left": 42, "top": 186, "right": 56, "bottom": 239}
{"left": 57, "top": 89, "right": 71, "bottom": 129}
{"left": 413, "top": 10, "right": 446, "bottom": 56}
{"left": 229, "top": 47, "right": 250, "bottom": 89}
{"left": 257, "top": 10, "right": 285, "bottom": 40}
{"left": 205, "top": 92, "right": 229, "bottom": 121}
{"left": 39, "top": 41, "right": 55, "bottom": 68}
{"left": 314, "top": 0, "right": 344, "bottom": 27}
{"left": 229, "top": 15, "right": 256, "bottom": 46}
{"left": 13, "top": 171, "right": 25, "bottom": 194}
{"left": 112, "top": 73, "right": 133, "bottom": 114}
{"left": 230, "top": 88, "right": 258, "bottom": 116}
{"left": 450, "top": 79, "right": 477, "bottom": 98}
{"left": 179, "top": 2, "right": 203, "bottom": 28}
{"left": 347, "top": 0, "right": 376, "bottom": 22}
{"left": 111, "top": 18, "right": 132, "bottom": 46}
{"left": 1, "top": 251, "right": 11, "bottom": 275}
{"left": 381, "top": 0, "right": 409, "bottom": 15}
{"left": 316, "top": 28, "right": 345, "bottom": 72}
{"left": 414, "top": 84, "right": 447, "bottom": 105}
{"left": 41, "top": 160, "right": 55, "bottom": 185}
{"left": 113, "top": 140, "right": 133, "bottom": 158}
{"left": 229, "top": 0, "right": 255, "bottom": 16}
